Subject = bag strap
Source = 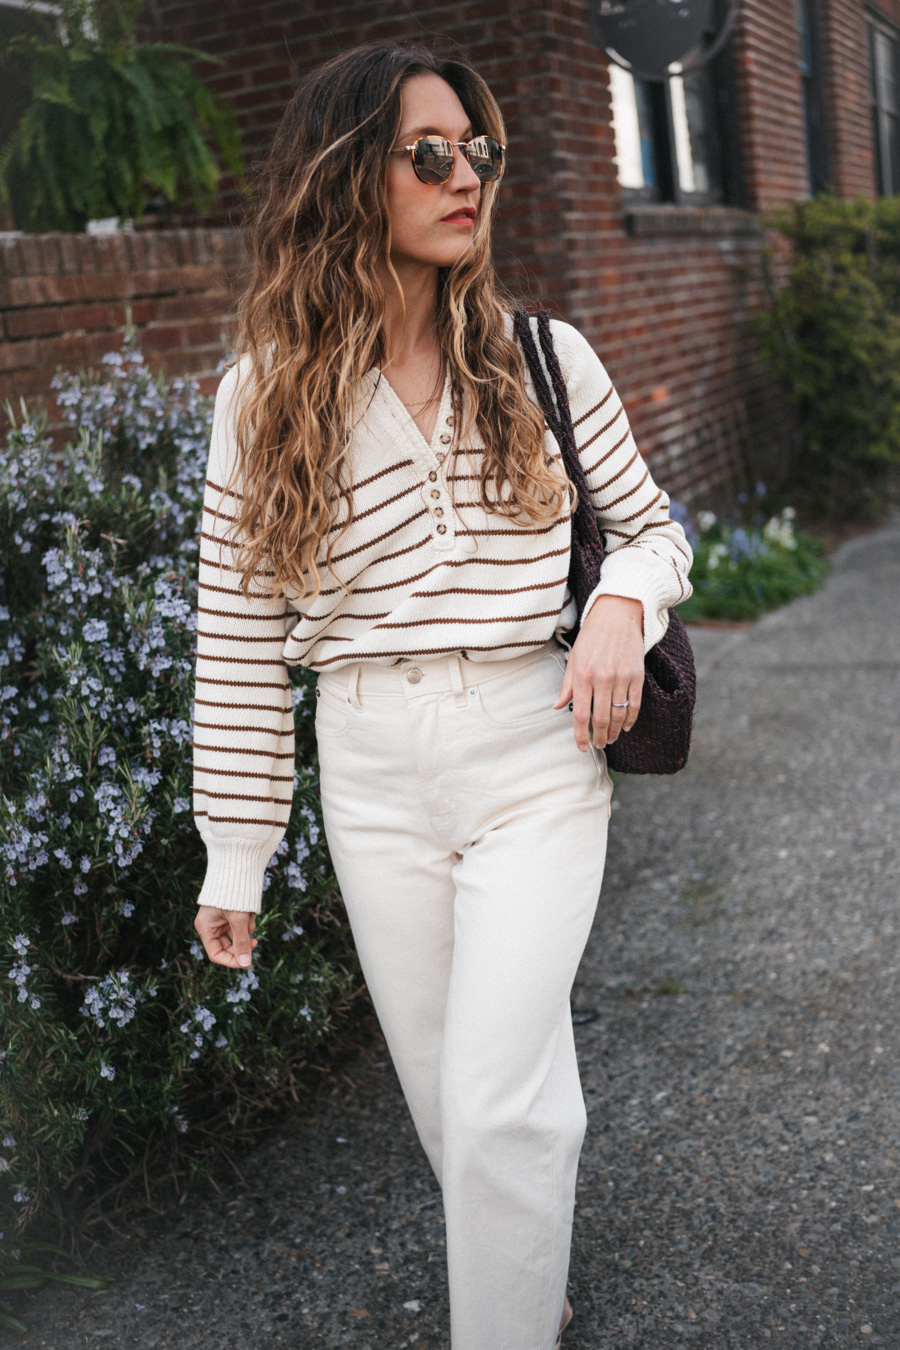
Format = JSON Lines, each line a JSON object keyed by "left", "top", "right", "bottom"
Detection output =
{"left": 512, "top": 307, "right": 606, "bottom": 566}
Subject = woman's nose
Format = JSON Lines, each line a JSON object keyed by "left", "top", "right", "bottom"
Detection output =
{"left": 450, "top": 148, "right": 483, "bottom": 192}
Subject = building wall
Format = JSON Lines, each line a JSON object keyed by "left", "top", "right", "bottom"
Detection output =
{"left": 14, "top": 0, "right": 886, "bottom": 500}
{"left": 0, "top": 229, "right": 246, "bottom": 434}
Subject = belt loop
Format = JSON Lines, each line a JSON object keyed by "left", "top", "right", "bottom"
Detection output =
{"left": 448, "top": 654, "right": 467, "bottom": 709}
{"left": 348, "top": 662, "right": 363, "bottom": 710}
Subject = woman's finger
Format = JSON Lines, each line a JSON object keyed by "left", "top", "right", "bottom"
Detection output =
{"left": 601, "top": 690, "right": 631, "bottom": 744}
{"left": 622, "top": 675, "right": 644, "bottom": 733}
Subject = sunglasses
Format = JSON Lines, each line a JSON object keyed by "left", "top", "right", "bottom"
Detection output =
{"left": 390, "top": 135, "right": 506, "bottom": 185}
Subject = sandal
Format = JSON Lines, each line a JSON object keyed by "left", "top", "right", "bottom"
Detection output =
{"left": 554, "top": 1294, "right": 573, "bottom": 1350}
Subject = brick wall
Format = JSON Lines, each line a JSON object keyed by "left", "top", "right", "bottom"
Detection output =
{"left": 0, "top": 228, "right": 248, "bottom": 434}
{"left": 10, "top": 0, "right": 888, "bottom": 502}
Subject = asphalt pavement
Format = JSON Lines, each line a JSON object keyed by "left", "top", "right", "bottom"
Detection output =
{"left": 17, "top": 514, "right": 900, "bottom": 1350}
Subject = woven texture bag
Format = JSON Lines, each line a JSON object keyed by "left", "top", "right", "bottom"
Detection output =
{"left": 513, "top": 307, "right": 696, "bottom": 774}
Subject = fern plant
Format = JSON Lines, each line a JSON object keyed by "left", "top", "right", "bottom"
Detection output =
{"left": 0, "top": 0, "right": 244, "bottom": 232}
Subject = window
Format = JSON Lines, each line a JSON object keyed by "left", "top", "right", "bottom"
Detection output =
{"left": 797, "top": 0, "right": 828, "bottom": 194}
{"left": 607, "top": 2, "right": 740, "bottom": 206}
{"left": 870, "top": 16, "right": 900, "bottom": 197}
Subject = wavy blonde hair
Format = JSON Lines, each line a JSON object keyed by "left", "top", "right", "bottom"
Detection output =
{"left": 223, "top": 41, "right": 571, "bottom": 605}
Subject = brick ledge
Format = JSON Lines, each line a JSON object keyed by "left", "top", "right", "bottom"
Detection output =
{"left": 625, "top": 206, "right": 761, "bottom": 238}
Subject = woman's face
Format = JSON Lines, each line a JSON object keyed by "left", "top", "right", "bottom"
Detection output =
{"left": 385, "top": 72, "right": 486, "bottom": 271}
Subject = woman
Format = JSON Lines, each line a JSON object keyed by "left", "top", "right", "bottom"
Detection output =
{"left": 192, "top": 42, "right": 692, "bottom": 1350}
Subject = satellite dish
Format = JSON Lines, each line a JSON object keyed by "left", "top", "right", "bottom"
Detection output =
{"left": 588, "top": 0, "right": 740, "bottom": 82}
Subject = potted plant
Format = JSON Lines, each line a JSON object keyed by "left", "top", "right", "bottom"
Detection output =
{"left": 0, "top": 0, "right": 244, "bottom": 232}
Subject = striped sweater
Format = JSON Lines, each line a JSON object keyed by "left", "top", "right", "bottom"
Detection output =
{"left": 192, "top": 316, "right": 693, "bottom": 912}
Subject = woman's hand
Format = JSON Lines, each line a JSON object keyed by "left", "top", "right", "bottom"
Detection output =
{"left": 553, "top": 594, "right": 645, "bottom": 750}
{"left": 194, "top": 905, "right": 259, "bottom": 969}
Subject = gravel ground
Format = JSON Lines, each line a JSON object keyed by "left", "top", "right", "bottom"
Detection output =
{"left": 16, "top": 515, "right": 900, "bottom": 1350}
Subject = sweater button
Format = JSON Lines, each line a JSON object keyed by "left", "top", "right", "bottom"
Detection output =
{"left": 434, "top": 507, "right": 444, "bottom": 517}
{"left": 439, "top": 433, "right": 451, "bottom": 445}
{"left": 436, "top": 523, "right": 447, "bottom": 534}
{"left": 446, "top": 415, "right": 454, "bottom": 426}
{"left": 430, "top": 488, "right": 440, "bottom": 499}
{"left": 428, "top": 471, "right": 438, "bottom": 482}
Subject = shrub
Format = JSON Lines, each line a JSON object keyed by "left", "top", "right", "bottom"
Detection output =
{"left": 0, "top": 0, "right": 244, "bottom": 232}
{"left": 671, "top": 490, "right": 830, "bottom": 622}
{"left": 0, "top": 336, "right": 357, "bottom": 1267}
{"left": 757, "top": 194, "right": 900, "bottom": 517}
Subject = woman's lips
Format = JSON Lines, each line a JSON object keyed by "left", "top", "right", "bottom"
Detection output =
{"left": 441, "top": 209, "right": 476, "bottom": 224}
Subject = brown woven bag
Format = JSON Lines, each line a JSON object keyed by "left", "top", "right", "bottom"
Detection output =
{"left": 513, "top": 307, "right": 696, "bottom": 774}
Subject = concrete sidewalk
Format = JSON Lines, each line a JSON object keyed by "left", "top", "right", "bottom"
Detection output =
{"left": 21, "top": 517, "right": 900, "bottom": 1349}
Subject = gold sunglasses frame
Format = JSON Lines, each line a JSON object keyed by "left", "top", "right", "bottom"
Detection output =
{"left": 389, "top": 135, "right": 507, "bottom": 185}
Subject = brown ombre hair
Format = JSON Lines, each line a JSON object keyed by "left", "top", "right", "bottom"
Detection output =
{"left": 221, "top": 41, "right": 571, "bottom": 605}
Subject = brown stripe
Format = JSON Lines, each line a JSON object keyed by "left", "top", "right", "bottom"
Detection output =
{"left": 309, "top": 640, "right": 548, "bottom": 668}
{"left": 194, "top": 789, "right": 292, "bottom": 805}
{"left": 327, "top": 481, "right": 420, "bottom": 534}
{"left": 195, "top": 766, "right": 294, "bottom": 781}
{"left": 197, "top": 605, "right": 284, "bottom": 621}
{"left": 195, "top": 654, "right": 287, "bottom": 666}
{"left": 604, "top": 468, "right": 649, "bottom": 512}
{"left": 195, "top": 698, "right": 289, "bottom": 714}
{"left": 206, "top": 477, "right": 244, "bottom": 500}
{"left": 192, "top": 740, "right": 294, "bottom": 759}
{"left": 288, "top": 610, "right": 391, "bottom": 629}
{"left": 409, "top": 575, "right": 568, "bottom": 598}
{"left": 195, "top": 813, "right": 286, "bottom": 826}
{"left": 353, "top": 457, "right": 416, "bottom": 491}
{"left": 372, "top": 608, "right": 563, "bottom": 630}
{"left": 198, "top": 580, "right": 246, "bottom": 598}
{"left": 458, "top": 516, "right": 569, "bottom": 538}
{"left": 572, "top": 387, "right": 614, "bottom": 428}
{"left": 577, "top": 402, "right": 624, "bottom": 453}
{"left": 204, "top": 505, "right": 238, "bottom": 524}
{"left": 193, "top": 719, "right": 292, "bottom": 737}
{"left": 196, "top": 630, "right": 285, "bottom": 644}
{"left": 595, "top": 446, "right": 639, "bottom": 495}
{"left": 199, "top": 553, "right": 277, "bottom": 577}
{"left": 583, "top": 428, "right": 632, "bottom": 477}
{"left": 346, "top": 545, "right": 572, "bottom": 592}
{"left": 327, "top": 509, "right": 430, "bottom": 563}
{"left": 337, "top": 531, "right": 432, "bottom": 569}
{"left": 195, "top": 677, "right": 290, "bottom": 691}
{"left": 603, "top": 517, "right": 670, "bottom": 543}
{"left": 619, "top": 488, "right": 663, "bottom": 523}
{"left": 311, "top": 608, "right": 563, "bottom": 642}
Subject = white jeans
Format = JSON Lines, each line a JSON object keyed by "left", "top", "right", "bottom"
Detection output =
{"left": 314, "top": 637, "right": 613, "bottom": 1350}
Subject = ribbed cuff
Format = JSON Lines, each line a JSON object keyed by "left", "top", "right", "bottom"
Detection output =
{"left": 580, "top": 554, "right": 681, "bottom": 653}
{"left": 196, "top": 837, "right": 276, "bottom": 914}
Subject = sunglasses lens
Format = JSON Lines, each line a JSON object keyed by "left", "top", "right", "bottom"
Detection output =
{"left": 465, "top": 136, "right": 504, "bottom": 183}
{"left": 412, "top": 137, "right": 455, "bottom": 184}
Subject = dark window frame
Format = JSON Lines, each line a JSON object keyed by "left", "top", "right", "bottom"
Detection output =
{"left": 611, "top": 0, "right": 743, "bottom": 209}
{"left": 797, "top": 0, "right": 830, "bottom": 195}
{"left": 869, "top": 11, "right": 900, "bottom": 197}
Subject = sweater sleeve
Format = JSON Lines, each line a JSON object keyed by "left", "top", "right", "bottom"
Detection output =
{"left": 191, "top": 360, "right": 296, "bottom": 914}
{"left": 550, "top": 320, "right": 693, "bottom": 652}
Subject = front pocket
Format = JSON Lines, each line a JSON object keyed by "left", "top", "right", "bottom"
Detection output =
{"left": 474, "top": 651, "right": 568, "bottom": 728}
{"left": 314, "top": 682, "right": 352, "bottom": 738}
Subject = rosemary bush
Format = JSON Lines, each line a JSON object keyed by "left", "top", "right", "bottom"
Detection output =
{"left": 0, "top": 338, "right": 355, "bottom": 1270}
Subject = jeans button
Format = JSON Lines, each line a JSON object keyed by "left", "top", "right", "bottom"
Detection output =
{"left": 406, "top": 668, "right": 423, "bottom": 684}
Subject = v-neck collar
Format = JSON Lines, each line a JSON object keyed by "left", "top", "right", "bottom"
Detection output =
{"left": 371, "top": 366, "right": 453, "bottom": 463}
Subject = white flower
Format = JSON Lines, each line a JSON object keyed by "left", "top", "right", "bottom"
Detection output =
{"left": 696, "top": 510, "right": 717, "bottom": 533}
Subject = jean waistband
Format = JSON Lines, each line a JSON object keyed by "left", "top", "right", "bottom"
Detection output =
{"left": 316, "top": 637, "right": 566, "bottom": 708}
